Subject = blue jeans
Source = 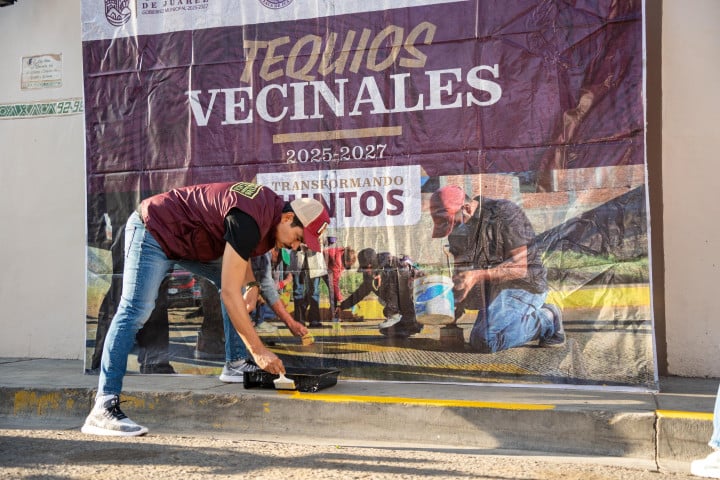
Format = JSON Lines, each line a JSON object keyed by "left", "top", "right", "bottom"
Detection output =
{"left": 469, "top": 288, "right": 552, "bottom": 353}
{"left": 99, "top": 212, "right": 247, "bottom": 396}
{"left": 710, "top": 384, "right": 720, "bottom": 449}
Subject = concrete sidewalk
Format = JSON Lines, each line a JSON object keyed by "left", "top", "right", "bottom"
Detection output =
{"left": 0, "top": 357, "right": 716, "bottom": 474}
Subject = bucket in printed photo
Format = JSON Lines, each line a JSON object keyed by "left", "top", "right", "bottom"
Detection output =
{"left": 413, "top": 275, "right": 455, "bottom": 325}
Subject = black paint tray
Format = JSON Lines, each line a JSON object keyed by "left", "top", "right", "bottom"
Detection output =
{"left": 243, "top": 367, "right": 340, "bottom": 392}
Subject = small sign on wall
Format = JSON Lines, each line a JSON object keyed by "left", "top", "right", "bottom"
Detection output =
{"left": 21, "top": 53, "right": 62, "bottom": 90}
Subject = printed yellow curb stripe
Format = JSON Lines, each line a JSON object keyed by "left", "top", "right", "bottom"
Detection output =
{"left": 656, "top": 409, "right": 713, "bottom": 421}
{"left": 309, "top": 285, "right": 650, "bottom": 313}
{"left": 547, "top": 285, "right": 650, "bottom": 309}
{"left": 276, "top": 391, "right": 555, "bottom": 410}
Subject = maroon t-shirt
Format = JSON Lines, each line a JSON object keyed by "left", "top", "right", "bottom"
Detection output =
{"left": 139, "top": 182, "right": 285, "bottom": 261}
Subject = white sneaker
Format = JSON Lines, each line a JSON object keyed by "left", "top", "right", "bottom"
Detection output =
{"left": 378, "top": 314, "right": 402, "bottom": 329}
{"left": 255, "top": 322, "right": 278, "bottom": 334}
{"left": 219, "top": 358, "right": 255, "bottom": 383}
{"left": 691, "top": 450, "right": 720, "bottom": 478}
{"left": 81, "top": 395, "right": 148, "bottom": 437}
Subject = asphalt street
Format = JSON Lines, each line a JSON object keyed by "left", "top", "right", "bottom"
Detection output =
{"left": 0, "top": 425, "right": 701, "bottom": 480}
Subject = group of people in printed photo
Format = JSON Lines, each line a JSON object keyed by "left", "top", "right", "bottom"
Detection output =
{"left": 256, "top": 183, "right": 565, "bottom": 352}
{"left": 89, "top": 180, "right": 566, "bottom": 380}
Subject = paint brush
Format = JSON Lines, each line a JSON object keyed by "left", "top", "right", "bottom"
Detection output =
{"left": 273, "top": 373, "right": 296, "bottom": 390}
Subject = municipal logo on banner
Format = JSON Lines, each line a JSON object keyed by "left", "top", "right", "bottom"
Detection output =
{"left": 259, "top": 0, "right": 293, "bottom": 9}
{"left": 105, "top": 0, "right": 132, "bottom": 26}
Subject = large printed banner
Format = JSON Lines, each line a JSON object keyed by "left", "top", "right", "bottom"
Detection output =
{"left": 82, "top": 0, "right": 654, "bottom": 389}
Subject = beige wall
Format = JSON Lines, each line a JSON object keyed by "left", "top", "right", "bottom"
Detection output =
{"left": 662, "top": 0, "right": 720, "bottom": 376}
{"left": 0, "top": 0, "right": 718, "bottom": 378}
{"left": 0, "top": 1, "right": 86, "bottom": 358}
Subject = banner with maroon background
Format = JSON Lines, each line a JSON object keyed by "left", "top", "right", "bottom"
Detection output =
{"left": 82, "top": 0, "right": 653, "bottom": 389}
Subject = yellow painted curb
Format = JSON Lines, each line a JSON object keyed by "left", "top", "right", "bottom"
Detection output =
{"left": 276, "top": 391, "right": 555, "bottom": 410}
{"left": 656, "top": 409, "right": 713, "bottom": 421}
{"left": 13, "top": 391, "right": 68, "bottom": 416}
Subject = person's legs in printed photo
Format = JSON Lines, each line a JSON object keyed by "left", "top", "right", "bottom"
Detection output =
{"left": 468, "top": 288, "right": 550, "bottom": 353}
